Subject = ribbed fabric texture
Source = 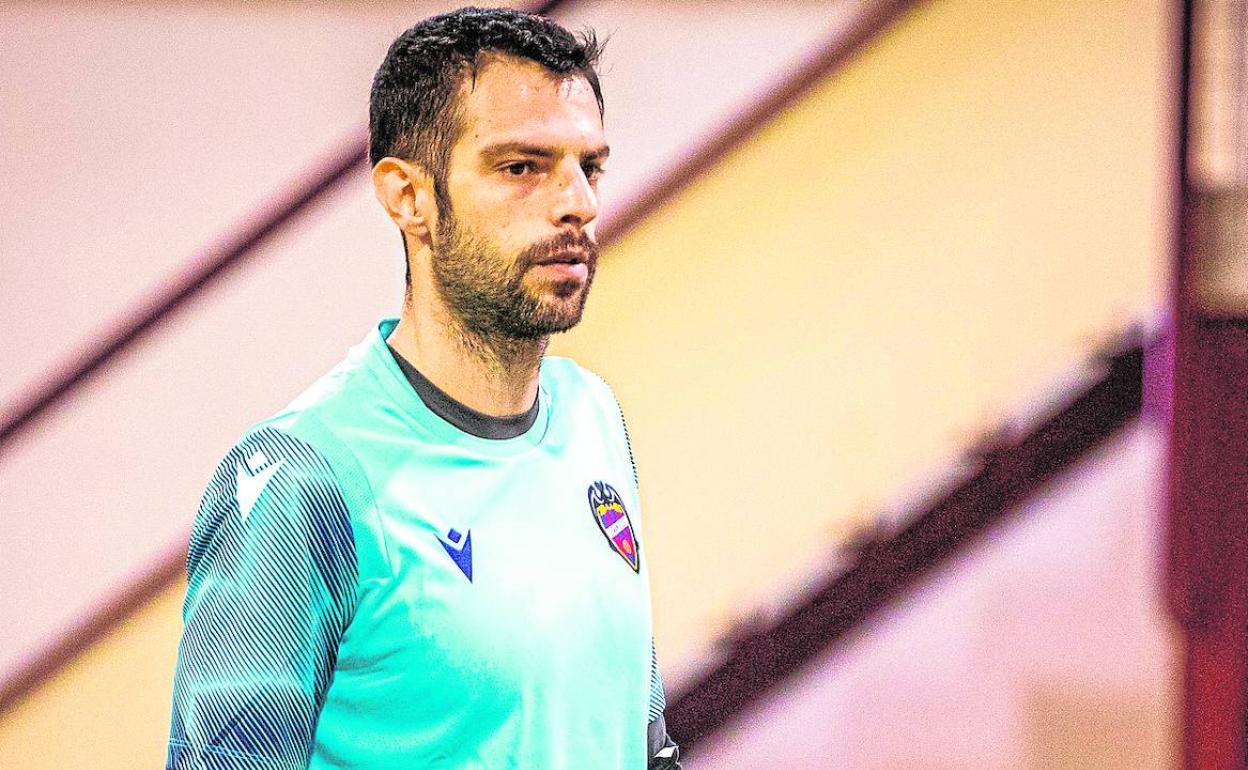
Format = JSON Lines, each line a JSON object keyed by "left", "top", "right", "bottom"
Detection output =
{"left": 168, "top": 428, "right": 358, "bottom": 769}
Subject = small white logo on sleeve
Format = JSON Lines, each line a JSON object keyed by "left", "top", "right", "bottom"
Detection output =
{"left": 235, "top": 451, "right": 285, "bottom": 522}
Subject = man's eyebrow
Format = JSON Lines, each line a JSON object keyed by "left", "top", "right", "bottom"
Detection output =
{"left": 481, "top": 142, "right": 611, "bottom": 161}
{"left": 583, "top": 145, "right": 611, "bottom": 162}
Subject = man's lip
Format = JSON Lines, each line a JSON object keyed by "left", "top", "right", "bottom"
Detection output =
{"left": 532, "top": 250, "right": 589, "bottom": 266}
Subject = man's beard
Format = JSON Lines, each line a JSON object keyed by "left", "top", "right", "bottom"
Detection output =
{"left": 430, "top": 208, "right": 599, "bottom": 341}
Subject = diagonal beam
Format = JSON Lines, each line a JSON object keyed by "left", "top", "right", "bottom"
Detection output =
{"left": 667, "top": 340, "right": 1146, "bottom": 751}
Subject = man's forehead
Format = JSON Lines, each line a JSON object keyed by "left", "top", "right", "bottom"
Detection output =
{"left": 457, "top": 54, "right": 603, "bottom": 145}
{"left": 463, "top": 52, "right": 595, "bottom": 100}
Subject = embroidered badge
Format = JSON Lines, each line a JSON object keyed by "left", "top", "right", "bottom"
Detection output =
{"left": 588, "top": 481, "right": 640, "bottom": 573}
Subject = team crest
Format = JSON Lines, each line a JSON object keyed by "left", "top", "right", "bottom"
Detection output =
{"left": 588, "top": 481, "right": 640, "bottom": 573}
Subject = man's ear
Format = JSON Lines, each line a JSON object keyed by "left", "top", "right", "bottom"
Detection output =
{"left": 372, "top": 157, "right": 437, "bottom": 243}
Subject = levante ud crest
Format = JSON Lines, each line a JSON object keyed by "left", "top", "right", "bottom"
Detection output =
{"left": 588, "top": 481, "right": 640, "bottom": 573}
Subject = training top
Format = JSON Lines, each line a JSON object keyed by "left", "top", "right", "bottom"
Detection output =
{"left": 167, "top": 318, "right": 662, "bottom": 770}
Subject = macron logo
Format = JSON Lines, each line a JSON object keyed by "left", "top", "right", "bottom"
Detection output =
{"left": 437, "top": 528, "right": 473, "bottom": 582}
{"left": 235, "top": 451, "right": 285, "bottom": 522}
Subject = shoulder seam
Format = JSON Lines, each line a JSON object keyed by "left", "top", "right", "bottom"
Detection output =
{"left": 295, "top": 410, "right": 392, "bottom": 575}
{"left": 594, "top": 377, "right": 640, "bottom": 494}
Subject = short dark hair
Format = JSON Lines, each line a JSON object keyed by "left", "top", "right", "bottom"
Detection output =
{"left": 369, "top": 7, "right": 604, "bottom": 201}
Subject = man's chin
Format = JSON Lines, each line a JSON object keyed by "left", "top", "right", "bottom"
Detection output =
{"left": 533, "top": 306, "right": 586, "bottom": 335}
{"left": 500, "top": 278, "right": 591, "bottom": 337}
{"left": 518, "top": 298, "right": 588, "bottom": 337}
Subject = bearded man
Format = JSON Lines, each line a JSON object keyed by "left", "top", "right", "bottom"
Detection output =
{"left": 166, "top": 7, "right": 678, "bottom": 769}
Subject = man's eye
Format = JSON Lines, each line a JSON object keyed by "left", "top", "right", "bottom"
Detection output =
{"left": 503, "top": 162, "right": 534, "bottom": 176}
{"left": 582, "top": 163, "right": 605, "bottom": 181}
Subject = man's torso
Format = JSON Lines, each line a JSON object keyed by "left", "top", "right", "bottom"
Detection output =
{"left": 168, "top": 319, "right": 653, "bottom": 770}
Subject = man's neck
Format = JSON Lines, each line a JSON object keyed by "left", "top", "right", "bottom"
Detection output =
{"left": 388, "top": 297, "right": 546, "bottom": 418}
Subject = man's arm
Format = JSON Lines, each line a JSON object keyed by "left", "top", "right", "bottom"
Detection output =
{"left": 647, "top": 640, "right": 682, "bottom": 769}
{"left": 606, "top": 386, "right": 682, "bottom": 769}
{"left": 167, "top": 428, "right": 358, "bottom": 770}
{"left": 648, "top": 716, "right": 681, "bottom": 769}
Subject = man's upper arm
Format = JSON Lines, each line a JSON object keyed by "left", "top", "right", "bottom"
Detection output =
{"left": 167, "top": 427, "right": 359, "bottom": 770}
{"left": 605, "top": 379, "right": 682, "bottom": 768}
{"left": 647, "top": 639, "right": 682, "bottom": 768}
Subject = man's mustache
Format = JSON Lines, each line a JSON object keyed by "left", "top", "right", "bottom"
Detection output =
{"left": 521, "top": 232, "right": 600, "bottom": 268}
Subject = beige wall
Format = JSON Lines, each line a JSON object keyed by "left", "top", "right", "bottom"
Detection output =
{"left": 552, "top": 0, "right": 1173, "bottom": 676}
{"left": 0, "top": 587, "right": 186, "bottom": 768}
{"left": 0, "top": 0, "right": 1175, "bottom": 765}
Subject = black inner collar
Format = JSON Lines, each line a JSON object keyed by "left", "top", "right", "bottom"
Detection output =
{"left": 387, "top": 344, "right": 539, "bottom": 440}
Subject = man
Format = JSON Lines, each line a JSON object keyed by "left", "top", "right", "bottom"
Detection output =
{"left": 166, "top": 7, "right": 679, "bottom": 769}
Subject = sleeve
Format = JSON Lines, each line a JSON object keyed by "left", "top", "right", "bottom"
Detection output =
{"left": 167, "top": 427, "right": 359, "bottom": 770}
{"left": 647, "top": 640, "right": 682, "bottom": 769}
{"left": 605, "top": 380, "right": 682, "bottom": 767}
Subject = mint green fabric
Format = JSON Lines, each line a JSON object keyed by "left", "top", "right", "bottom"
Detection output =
{"left": 169, "top": 319, "right": 656, "bottom": 770}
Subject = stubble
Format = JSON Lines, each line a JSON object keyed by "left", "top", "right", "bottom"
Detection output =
{"left": 430, "top": 209, "right": 599, "bottom": 343}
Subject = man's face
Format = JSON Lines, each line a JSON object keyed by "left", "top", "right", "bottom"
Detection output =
{"left": 430, "top": 55, "right": 608, "bottom": 341}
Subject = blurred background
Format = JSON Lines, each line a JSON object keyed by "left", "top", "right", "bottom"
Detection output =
{"left": 1, "top": 0, "right": 1230, "bottom": 767}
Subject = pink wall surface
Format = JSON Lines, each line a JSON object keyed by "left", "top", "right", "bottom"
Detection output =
{"left": 0, "top": 0, "right": 457, "bottom": 412}
{"left": 686, "top": 420, "right": 1178, "bottom": 769}
{"left": 0, "top": 0, "right": 862, "bottom": 684}
{"left": 0, "top": 0, "right": 860, "bottom": 416}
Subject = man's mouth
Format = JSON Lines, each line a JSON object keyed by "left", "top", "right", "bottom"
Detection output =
{"left": 529, "top": 251, "right": 591, "bottom": 285}
{"left": 532, "top": 250, "right": 589, "bottom": 266}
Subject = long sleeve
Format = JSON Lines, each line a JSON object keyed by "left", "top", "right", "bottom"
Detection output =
{"left": 610, "top": 389, "right": 682, "bottom": 769}
{"left": 647, "top": 639, "right": 682, "bottom": 769}
{"left": 167, "top": 428, "right": 359, "bottom": 770}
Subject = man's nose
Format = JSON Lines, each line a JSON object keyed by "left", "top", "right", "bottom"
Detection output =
{"left": 549, "top": 159, "right": 599, "bottom": 229}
